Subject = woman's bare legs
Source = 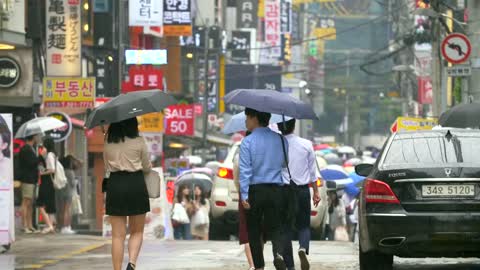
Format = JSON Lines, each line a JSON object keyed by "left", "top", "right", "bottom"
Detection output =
{"left": 128, "top": 214, "right": 146, "bottom": 266}
{"left": 110, "top": 216, "right": 127, "bottom": 270}
{"left": 244, "top": 243, "right": 255, "bottom": 268}
{"left": 38, "top": 207, "right": 54, "bottom": 230}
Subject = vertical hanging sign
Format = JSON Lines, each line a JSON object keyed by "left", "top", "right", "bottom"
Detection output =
{"left": 128, "top": 0, "right": 163, "bottom": 26}
{"left": 237, "top": 0, "right": 258, "bottom": 29}
{"left": 46, "top": 0, "right": 82, "bottom": 76}
{"left": 264, "top": 0, "right": 281, "bottom": 58}
{"left": 163, "top": 0, "right": 192, "bottom": 36}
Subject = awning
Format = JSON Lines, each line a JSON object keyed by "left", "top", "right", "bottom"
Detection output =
{"left": 0, "top": 30, "right": 31, "bottom": 48}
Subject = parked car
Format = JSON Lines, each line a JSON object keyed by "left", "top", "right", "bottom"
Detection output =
{"left": 210, "top": 141, "right": 329, "bottom": 240}
{"left": 356, "top": 129, "right": 480, "bottom": 270}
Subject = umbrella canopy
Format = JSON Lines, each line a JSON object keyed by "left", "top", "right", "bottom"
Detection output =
{"left": 323, "top": 153, "right": 343, "bottom": 165}
{"left": 349, "top": 172, "right": 366, "bottom": 185}
{"left": 15, "top": 117, "right": 66, "bottom": 138}
{"left": 439, "top": 103, "right": 480, "bottom": 128}
{"left": 175, "top": 172, "right": 213, "bottom": 196}
{"left": 314, "top": 144, "right": 331, "bottom": 151}
{"left": 224, "top": 89, "right": 317, "bottom": 119}
{"left": 85, "top": 90, "right": 177, "bottom": 129}
{"left": 223, "top": 112, "right": 292, "bottom": 134}
{"left": 338, "top": 146, "right": 356, "bottom": 155}
{"left": 319, "top": 165, "right": 353, "bottom": 186}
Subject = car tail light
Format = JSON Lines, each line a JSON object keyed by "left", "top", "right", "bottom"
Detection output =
{"left": 309, "top": 178, "right": 323, "bottom": 188}
{"left": 217, "top": 167, "right": 234, "bottom": 179}
{"left": 310, "top": 211, "right": 318, "bottom": 216}
{"left": 365, "top": 179, "right": 400, "bottom": 204}
{"left": 215, "top": 201, "right": 227, "bottom": 207}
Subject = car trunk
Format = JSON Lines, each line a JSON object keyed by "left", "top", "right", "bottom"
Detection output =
{"left": 379, "top": 131, "right": 480, "bottom": 212}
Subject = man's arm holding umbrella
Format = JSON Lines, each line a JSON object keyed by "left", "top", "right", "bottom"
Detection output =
{"left": 239, "top": 139, "right": 253, "bottom": 210}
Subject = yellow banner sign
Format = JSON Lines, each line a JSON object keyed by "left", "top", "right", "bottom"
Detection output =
{"left": 391, "top": 117, "right": 438, "bottom": 133}
{"left": 43, "top": 77, "right": 96, "bottom": 108}
{"left": 138, "top": 112, "right": 164, "bottom": 133}
{"left": 313, "top": 28, "right": 336, "bottom": 40}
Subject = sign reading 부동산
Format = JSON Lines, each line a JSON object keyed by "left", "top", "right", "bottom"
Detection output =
{"left": 43, "top": 77, "right": 96, "bottom": 109}
{"left": 46, "top": 0, "right": 81, "bottom": 76}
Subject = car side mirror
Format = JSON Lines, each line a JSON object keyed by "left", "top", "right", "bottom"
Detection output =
{"left": 355, "top": 163, "right": 373, "bottom": 177}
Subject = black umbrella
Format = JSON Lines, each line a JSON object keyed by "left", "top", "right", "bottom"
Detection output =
{"left": 439, "top": 103, "right": 480, "bottom": 128}
{"left": 85, "top": 90, "right": 177, "bottom": 129}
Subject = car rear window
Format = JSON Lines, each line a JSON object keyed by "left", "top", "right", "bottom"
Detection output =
{"left": 383, "top": 133, "right": 480, "bottom": 168}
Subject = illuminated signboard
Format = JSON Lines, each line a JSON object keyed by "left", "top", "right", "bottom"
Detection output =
{"left": 125, "top": 50, "right": 168, "bottom": 65}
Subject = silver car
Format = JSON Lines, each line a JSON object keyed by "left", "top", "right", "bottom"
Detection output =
{"left": 210, "top": 142, "right": 329, "bottom": 239}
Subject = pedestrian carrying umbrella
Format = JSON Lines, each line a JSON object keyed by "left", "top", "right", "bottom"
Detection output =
{"left": 223, "top": 112, "right": 292, "bottom": 134}
{"left": 85, "top": 90, "right": 177, "bottom": 129}
{"left": 224, "top": 89, "right": 317, "bottom": 119}
{"left": 319, "top": 165, "right": 353, "bottom": 187}
{"left": 438, "top": 103, "right": 480, "bottom": 128}
{"left": 15, "top": 117, "right": 67, "bottom": 138}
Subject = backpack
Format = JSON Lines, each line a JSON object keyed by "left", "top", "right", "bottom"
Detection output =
{"left": 49, "top": 153, "right": 67, "bottom": 190}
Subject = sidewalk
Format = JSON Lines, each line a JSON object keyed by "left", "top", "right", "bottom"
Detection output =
{"left": 1, "top": 233, "right": 107, "bottom": 270}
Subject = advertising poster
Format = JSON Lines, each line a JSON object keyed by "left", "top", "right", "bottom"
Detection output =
{"left": 0, "top": 114, "right": 14, "bottom": 245}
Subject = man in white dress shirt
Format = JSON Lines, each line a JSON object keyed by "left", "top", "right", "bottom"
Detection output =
{"left": 277, "top": 119, "right": 320, "bottom": 270}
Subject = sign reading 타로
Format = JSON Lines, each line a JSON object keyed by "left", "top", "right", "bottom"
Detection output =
{"left": 163, "top": 0, "right": 192, "bottom": 36}
{"left": 43, "top": 77, "right": 96, "bottom": 109}
{"left": 46, "top": 0, "right": 82, "bottom": 76}
{"left": 129, "top": 0, "right": 163, "bottom": 26}
{"left": 164, "top": 104, "right": 194, "bottom": 136}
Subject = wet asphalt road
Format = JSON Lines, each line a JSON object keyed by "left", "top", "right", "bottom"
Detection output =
{"left": 2, "top": 234, "right": 480, "bottom": 270}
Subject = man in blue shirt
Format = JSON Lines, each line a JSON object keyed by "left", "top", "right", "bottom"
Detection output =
{"left": 240, "top": 108, "right": 287, "bottom": 270}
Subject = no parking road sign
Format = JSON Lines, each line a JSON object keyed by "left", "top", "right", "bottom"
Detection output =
{"left": 441, "top": 33, "right": 472, "bottom": 64}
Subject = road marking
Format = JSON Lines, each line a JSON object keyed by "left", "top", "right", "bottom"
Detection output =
{"left": 19, "top": 241, "right": 108, "bottom": 269}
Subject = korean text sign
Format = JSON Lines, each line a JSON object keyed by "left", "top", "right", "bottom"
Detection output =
{"left": 164, "top": 104, "right": 194, "bottom": 136}
{"left": 129, "top": 0, "right": 163, "bottom": 26}
{"left": 43, "top": 77, "right": 96, "bottom": 108}
{"left": 265, "top": 0, "right": 281, "bottom": 57}
{"left": 163, "top": 0, "right": 192, "bottom": 36}
{"left": 46, "top": 0, "right": 81, "bottom": 76}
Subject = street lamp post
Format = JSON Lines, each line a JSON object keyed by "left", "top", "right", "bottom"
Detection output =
{"left": 201, "top": 26, "right": 210, "bottom": 165}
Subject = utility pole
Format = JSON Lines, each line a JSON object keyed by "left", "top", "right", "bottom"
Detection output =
{"left": 468, "top": 0, "right": 480, "bottom": 102}
{"left": 201, "top": 25, "right": 210, "bottom": 165}
{"left": 431, "top": 0, "right": 442, "bottom": 117}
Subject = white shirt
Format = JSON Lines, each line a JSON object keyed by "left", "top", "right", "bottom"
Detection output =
{"left": 282, "top": 134, "right": 317, "bottom": 186}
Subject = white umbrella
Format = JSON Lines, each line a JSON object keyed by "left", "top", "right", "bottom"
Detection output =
{"left": 15, "top": 117, "right": 67, "bottom": 138}
{"left": 223, "top": 112, "right": 292, "bottom": 134}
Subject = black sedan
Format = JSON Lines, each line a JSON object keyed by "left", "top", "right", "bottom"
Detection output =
{"left": 355, "top": 129, "right": 480, "bottom": 270}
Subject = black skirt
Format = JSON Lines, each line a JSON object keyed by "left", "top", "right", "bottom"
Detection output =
{"left": 106, "top": 171, "right": 150, "bottom": 216}
{"left": 37, "top": 175, "right": 56, "bottom": 214}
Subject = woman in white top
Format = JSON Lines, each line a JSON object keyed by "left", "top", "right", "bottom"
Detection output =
{"left": 103, "top": 117, "right": 152, "bottom": 270}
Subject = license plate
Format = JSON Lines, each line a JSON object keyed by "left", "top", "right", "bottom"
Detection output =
{"left": 422, "top": 185, "right": 475, "bottom": 197}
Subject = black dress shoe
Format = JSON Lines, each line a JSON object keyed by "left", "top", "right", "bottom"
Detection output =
{"left": 126, "top": 263, "right": 136, "bottom": 270}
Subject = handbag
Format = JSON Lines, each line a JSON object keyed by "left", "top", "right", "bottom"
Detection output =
{"left": 279, "top": 134, "right": 298, "bottom": 230}
{"left": 144, "top": 170, "right": 161, "bottom": 198}
{"left": 191, "top": 207, "right": 208, "bottom": 226}
{"left": 71, "top": 191, "right": 83, "bottom": 215}
{"left": 50, "top": 154, "right": 67, "bottom": 190}
{"left": 171, "top": 203, "right": 190, "bottom": 224}
{"left": 334, "top": 225, "right": 350, "bottom": 242}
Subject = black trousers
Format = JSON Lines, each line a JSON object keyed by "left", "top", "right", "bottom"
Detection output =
{"left": 247, "top": 184, "right": 285, "bottom": 269}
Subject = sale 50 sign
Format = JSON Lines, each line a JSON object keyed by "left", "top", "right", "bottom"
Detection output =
{"left": 165, "top": 104, "right": 195, "bottom": 136}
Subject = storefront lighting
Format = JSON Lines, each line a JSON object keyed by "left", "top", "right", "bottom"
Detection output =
{"left": 186, "top": 53, "right": 194, "bottom": 59}
{"left": 169, "top": 143, "right": 185, "bottom": 149}
{"left": 107, "top": 55, "right": 114, "bottom": 62}
{"left": 83, "top": 24, "right": 89, "bottom": 32}
{"left": 83, "top": 2, "right": 89, "bottom": 10}
{"left": 0, "top": 44, "right": 15, "bottom": 50}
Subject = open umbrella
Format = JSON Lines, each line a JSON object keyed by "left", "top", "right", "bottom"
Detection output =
{"left": 15, "top": 117, "right": 67, "bottom": 138}
{"left": 85, "top": 90, "right": 177, "bottom": 129}
{"left": 439, "top": 103, "right": 480, "bottom": 128}
{"left": 224, "top": 89, "right": 317, "bottom": 119}
{"left": 319, "top": 165, "right": 353, "bottom": 187}
{"left": 223, "top": 112, "right": 292, "bottom": 134}
{"left": 314, "top": 144, "right": 331, "bottom": 151}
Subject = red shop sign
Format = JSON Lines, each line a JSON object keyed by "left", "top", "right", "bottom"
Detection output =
{"left": 122, "top": 65, "right": 164, "bottom": 93}
{"left": 165, "top": 104, "right": 195, "bottom": 136}
{"left": 418, "top": 76, "right": 433, "bottom": 104}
